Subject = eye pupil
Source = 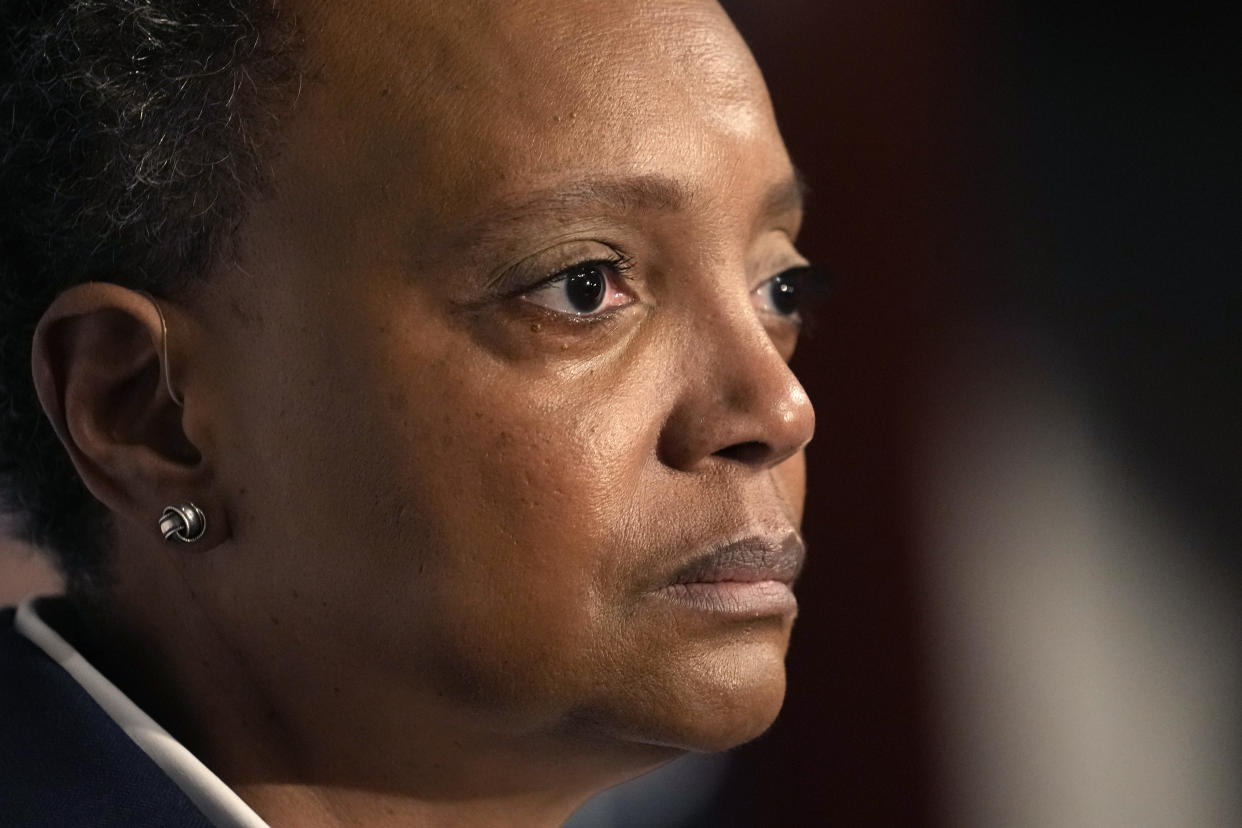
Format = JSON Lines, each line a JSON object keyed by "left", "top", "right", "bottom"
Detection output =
{"left": 770, "top": 273, "right": 799, "bottom": 315}
{"left": 566, "top": 265, "right": 606, "bottom": 312}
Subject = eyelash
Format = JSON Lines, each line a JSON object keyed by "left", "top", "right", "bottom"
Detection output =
{"left": 519, "top": 253, "right": 637, "bottom": 320}
{"left": 768, "top": 263, "right": 834, "bottom": 336}
{"left": 545, "top": 253, "right": 635, "bottom": 284}
{"left": 754, "top": 264, "right": 819, "bottom": 314}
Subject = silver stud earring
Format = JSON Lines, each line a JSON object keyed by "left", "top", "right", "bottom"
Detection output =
{"left": 159, "top": 502, "right": 207, "bottom": 543}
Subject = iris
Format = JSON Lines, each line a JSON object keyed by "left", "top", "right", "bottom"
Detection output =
{"left": 564, "top": 265, "right": 607, "bottom": 313}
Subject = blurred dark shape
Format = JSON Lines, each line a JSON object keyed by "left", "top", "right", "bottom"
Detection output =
{"left": 987, "top": 2, "right": 1242, "bottom": 554}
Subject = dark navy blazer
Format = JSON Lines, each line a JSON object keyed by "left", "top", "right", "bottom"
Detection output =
{"left": 0, "top": 607, "right": 213, "bottom": 827}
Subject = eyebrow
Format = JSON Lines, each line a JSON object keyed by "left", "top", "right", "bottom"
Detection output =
{"left": 764, "top": 168, "right": 809, "bottom": 224}
{"left": 459, "top": 169, "right": 807, "bottom": 244}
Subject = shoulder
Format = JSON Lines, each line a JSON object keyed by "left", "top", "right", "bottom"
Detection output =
{"left": 0, "top": 606, "right": 213, "bottom": 827}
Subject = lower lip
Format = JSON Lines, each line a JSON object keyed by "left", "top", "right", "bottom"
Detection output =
{"left": 651, "top": 580, "right": 798, "bottom": 618}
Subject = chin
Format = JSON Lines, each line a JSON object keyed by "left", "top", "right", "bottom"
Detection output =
{"left": 576, "top": 636, "right": 792, "bottom": 755}
{"left": 664, "top": 650, "right": 790, "bottom": 753}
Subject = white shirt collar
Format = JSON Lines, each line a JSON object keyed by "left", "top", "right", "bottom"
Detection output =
{"left": 15, "top": 597, "right": 270, "bottom": 828}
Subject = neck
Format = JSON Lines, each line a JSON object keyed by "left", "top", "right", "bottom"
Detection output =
{"left": 236, "top": 776, "right": 606, "bottom": 828}
{"left": 224, "top": 714, "right": 674, "bottom": 828}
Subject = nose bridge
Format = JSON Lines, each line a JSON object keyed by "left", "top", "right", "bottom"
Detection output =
{"left": 660, "top": 289, "right": 816, "bottom": 471}
{"left": 711, "top": 303, "right": 803, "bottom": 421}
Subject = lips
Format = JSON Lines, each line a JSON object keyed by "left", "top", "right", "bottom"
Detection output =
{"left": 649, "top": 532, "right": 806, "bottom": 618}
{"left": 671, "top": 533, "right": 806, "bottom": 587}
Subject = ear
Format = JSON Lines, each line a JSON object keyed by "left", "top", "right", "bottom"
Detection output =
{"left": 31, "top": 282, "right": 226, "bottom": 547}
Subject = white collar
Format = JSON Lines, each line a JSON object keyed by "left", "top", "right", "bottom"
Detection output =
{"left": 15, "top": 598, "right": 270, "bottom": 828}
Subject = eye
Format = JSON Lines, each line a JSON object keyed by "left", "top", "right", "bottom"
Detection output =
{"left": 753, "top": 266, "right": 811, "bottom": 318}
{"left": 523, "top": 258, "right": 635, "bottom": 317}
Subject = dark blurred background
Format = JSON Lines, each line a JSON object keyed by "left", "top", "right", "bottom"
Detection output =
{"left": 5, "top": 2, "right": 1239, "bottom": 825}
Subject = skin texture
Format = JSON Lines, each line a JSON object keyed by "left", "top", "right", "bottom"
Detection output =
{"left": 31, "top": 0, "right": 815, "bottom": 824}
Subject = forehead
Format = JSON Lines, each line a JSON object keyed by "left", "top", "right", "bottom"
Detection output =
{"left": 286, "top": 0, "right": 790, "bottom": 228}
{"left": 301, "top": 0, "right": 766, "bottom": 120}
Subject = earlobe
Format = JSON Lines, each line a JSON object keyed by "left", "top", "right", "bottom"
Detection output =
{"left": 30, "top": 282, "right": 224, "bottom": 545}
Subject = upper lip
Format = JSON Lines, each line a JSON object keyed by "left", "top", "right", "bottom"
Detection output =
{"left": 669, "top": 532, "right": 806, "bottom": 587}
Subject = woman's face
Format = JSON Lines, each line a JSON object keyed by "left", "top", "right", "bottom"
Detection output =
{"left": 189, "top": 0, "right": 815, "bottom": 769}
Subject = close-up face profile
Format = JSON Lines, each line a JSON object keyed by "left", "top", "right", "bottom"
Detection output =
{"left": 200, "top": 0, "right": 813, "bottom": 757}
{"left": 12, "top": 2, "right": 1235, "bottom": 826}
{"left": 0, "top": 0, "right": 818, "bottom": 824}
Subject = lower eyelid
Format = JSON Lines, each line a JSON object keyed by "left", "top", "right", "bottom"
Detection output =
{"left": 516, "top": 304, "right": 631, "bottom": 339}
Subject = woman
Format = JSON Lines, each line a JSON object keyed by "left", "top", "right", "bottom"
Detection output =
{"left": 0, "top": 0, "right": 818, "bottom": 824}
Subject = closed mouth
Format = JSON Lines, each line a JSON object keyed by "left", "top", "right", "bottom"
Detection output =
{"left": 646, "top": 531, "right": 806, "bottom": 617}
{"left": 669, "top": 533, "right": 806, "bottom": 587}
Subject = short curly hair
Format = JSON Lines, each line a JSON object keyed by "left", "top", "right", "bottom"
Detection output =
{"left": 0, "top": 0, "right": 298, "bottom": 594}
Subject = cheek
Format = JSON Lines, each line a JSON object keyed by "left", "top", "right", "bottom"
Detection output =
{"left": 365, "top": 349, "right": 665, "bottom": 708}
{"left": 439, "top": 378, "right": 657, "bottom": 597}
{"left": 402, "top": 320, "right": 664, "bottom": 589}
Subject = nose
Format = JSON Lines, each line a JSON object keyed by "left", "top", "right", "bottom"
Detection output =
{"left": 657, "top": 307, "right": 816, "bottom": 473}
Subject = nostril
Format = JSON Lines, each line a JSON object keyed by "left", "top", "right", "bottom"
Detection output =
{"left": 714, "top": 440, "right": 770, "bottom": 466}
